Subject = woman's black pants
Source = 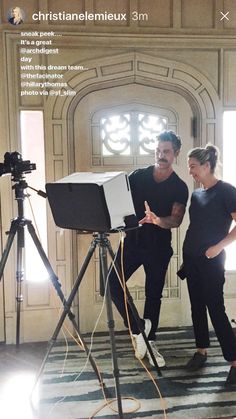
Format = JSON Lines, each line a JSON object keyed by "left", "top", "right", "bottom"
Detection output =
{"left": 184, "top": 252, "right": 236, "bottom": 362}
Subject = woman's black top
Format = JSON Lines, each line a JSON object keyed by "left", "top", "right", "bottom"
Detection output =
{"left": 183, "top": 180, "right": 236, "bottom": 256}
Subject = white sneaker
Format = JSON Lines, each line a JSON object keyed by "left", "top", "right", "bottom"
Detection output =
{"left": 147, "top": 341, "right": 165, "bottom": 367}
{"left": 132, "top": 319, "right": 152, "bottom": 360}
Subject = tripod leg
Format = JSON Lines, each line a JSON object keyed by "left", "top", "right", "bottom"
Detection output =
{"left": 100, "top": 239, "right": 123, "bottom": 418}
{"left": 16, "top": 222, "right": 25, "bottom": 347}
{"left": 0, "top": 219, "right": 19, "bottom": 280}
{"left": 0, "top": 218, "right": 25, "bottom": 346}
{"left": 107, "top": 241, "right": 162, "bottom": 377}
{"left": 26, "top": 222, "right": 104, "bottom": 387}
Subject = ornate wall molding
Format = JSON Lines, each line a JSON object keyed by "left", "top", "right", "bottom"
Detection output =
{"left": 46, "top": 52, "right": 221, "bottom": 151}
{"left": 44, "top": 52, "right": 222, "bottom": 208}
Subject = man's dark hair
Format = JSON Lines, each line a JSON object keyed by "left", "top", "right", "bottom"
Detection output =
{"left": 157, "top": 130, "right": 182, "bottom": 152}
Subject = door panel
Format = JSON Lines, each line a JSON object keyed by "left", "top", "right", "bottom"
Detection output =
{"left": 0, "top": 282, "right": 4, "bottom": 341}
{"left": 74, "top": 84, "right": 194, "bottom": 332}
{"left": 0, "top": 227, "right": 5, "bottom": 341}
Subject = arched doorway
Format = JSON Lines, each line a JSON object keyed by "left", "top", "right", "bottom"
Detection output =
{"left": 44, "top": 53, "right": 221, "bottom": 333}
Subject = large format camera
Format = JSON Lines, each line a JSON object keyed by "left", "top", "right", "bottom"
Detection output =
{"left": 0, "top": 151, "right": 36, "bottom": 179}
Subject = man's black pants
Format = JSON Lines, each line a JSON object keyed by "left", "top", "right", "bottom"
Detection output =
{"left": 109, "top": 239, "right": 172, "bottom": 341}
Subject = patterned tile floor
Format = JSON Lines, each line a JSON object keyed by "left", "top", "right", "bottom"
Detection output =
{"left": 0, "top": 331, "right": 236, "bottom": 419}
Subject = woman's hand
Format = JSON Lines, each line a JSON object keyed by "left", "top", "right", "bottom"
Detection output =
{"left": 139, "top": 201, "right": 160, "bottom": 225}
{"left": 205, "top": 243, "right": 223, "bottom": 259}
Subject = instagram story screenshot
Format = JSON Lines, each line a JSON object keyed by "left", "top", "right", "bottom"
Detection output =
{"left": 0, "top": 1, "right": 236, "bottom": 419}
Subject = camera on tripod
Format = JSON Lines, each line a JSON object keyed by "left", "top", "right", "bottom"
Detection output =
{"left": 0, "top": 151, "right": 36, "bottom": 180}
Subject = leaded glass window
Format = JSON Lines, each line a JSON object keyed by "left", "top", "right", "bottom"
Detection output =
{"left": 100, "top": 111, "right": 167, "bottom": 156}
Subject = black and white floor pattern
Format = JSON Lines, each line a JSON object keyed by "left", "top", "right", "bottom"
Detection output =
{"left": 39, "top": 328, "right": 236, "bottom": 419}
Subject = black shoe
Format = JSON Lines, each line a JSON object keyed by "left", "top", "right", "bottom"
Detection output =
{"left": 186, "top": 352, "right": 207, "bottom": 371}
{"left": 225, "top": 366, "right": 236, "bottom": 387}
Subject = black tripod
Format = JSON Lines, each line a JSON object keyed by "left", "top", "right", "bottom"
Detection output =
{"left": 0, "top": 177, "right": 31, "bottom": 346}
{"left": 33, "top": 232, "right": 162, "bottom": 418}
{"left": 1, "top": 176, "right": 162, "bottom": 417}
{"left": 0, "top": 177, "right": 103, "bottom": 387}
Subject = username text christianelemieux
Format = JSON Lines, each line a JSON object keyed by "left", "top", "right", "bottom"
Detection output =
{"left": 32, "top": 11, "right": 127, "bottom": 21}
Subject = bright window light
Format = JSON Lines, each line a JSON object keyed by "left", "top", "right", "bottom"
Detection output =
{"left": 223, "top": 111, "right": 236, "bottom": 271}
{"left": 20, "top": 111, "right": 48, "bottom": 282}
{"left": 100, "top": 111, "right": 167, "bottom": 156}
{"left": 1, "top": 373, "right": 39, "bottom": 418}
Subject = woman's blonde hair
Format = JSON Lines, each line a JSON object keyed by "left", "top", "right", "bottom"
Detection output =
{"left": 188, "top": 143, "right": 220, "bottom": 173}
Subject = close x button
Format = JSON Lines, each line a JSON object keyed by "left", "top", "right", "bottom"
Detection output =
{"left": 220, "top": 11, "right": 230, "bottom": 21}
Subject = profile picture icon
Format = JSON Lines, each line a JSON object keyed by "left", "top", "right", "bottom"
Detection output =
{"left": 8, "top": 6, "right": 24, "bottom": 25}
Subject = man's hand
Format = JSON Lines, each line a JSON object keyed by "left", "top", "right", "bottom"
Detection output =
{"left": 139, "top": 201, "right": 160, "bottom": 225}
{"left": 139, "top": 200, "right": 186, "bottom": 229}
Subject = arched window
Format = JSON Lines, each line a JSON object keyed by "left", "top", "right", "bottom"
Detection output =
{"left": 91, "top": 104, "right": 177, "bottom": 167}
{"left": 101, "top": 112, "right": 167, "bottom": 156}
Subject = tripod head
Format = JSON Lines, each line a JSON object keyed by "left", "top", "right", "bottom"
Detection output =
{"left": 12, "top": 178, "right": 29, "bottom": 200}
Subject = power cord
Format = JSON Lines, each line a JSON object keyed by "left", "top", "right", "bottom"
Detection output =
{"left": 28, "top": 221, "right": 167, "bottom": 418}
{"left": 89, "top": 230, "right": 167, "bottom": 418}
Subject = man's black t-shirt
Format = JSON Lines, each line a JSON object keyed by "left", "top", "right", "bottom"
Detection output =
{"left": 127, "top": 166, "right": 188, "bottom": 251}
{"left": 183, "top": 180, "right": 236, "bottom": 256}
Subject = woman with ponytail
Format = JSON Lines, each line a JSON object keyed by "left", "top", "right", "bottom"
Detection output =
{"left": 183, "top": 144, "right": 236, "bottom": 387}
